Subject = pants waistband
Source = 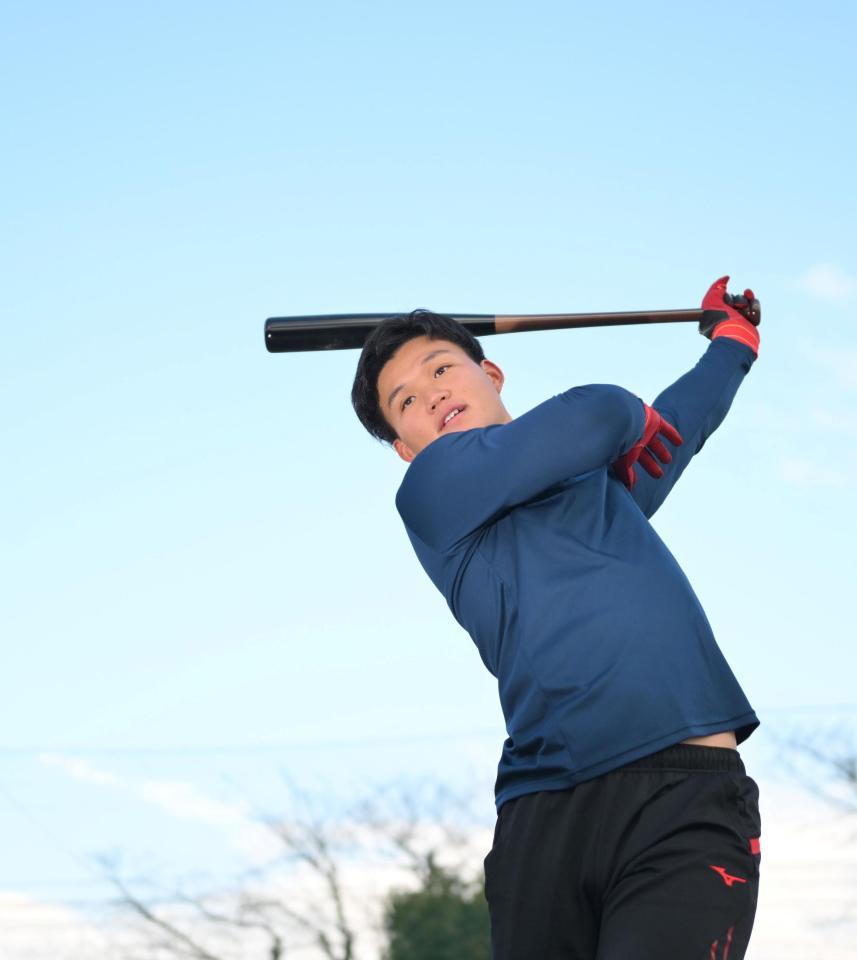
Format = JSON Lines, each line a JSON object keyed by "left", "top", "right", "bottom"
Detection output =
{"left": 624, "top": 743, "right": 745, "bottom": 775}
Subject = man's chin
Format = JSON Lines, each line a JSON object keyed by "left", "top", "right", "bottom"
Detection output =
{"left": 440, "top": 420, "right": 471, "bottom": 437}
{"left": 443, "top": 412, "right": 506, "bottom": 435}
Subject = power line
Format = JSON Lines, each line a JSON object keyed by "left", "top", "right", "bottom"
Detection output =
{"left": 1, "top": 702, "right": 855, "bottom": 757}
{"left": 0, "top": 727, "right": 504, "bottom": 756}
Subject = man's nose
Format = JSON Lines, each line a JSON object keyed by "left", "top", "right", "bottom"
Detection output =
{"left": 428, "top": 388, "right": 450, "bottom": 411}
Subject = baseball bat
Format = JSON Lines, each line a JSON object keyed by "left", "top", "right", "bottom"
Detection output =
{"left": 264, "top": 298, "right": 760, "bottom": 353}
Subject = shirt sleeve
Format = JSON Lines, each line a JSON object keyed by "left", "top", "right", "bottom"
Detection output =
{"left": 628, "top": 337, "right": 756, "bottom": 519}
{"left": 396, "top": 384, "right": 645, "bottom": 553}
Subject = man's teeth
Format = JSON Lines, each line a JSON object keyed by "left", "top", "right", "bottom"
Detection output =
{"left": 444, "top": 408, "right": 461, "bottom": 425}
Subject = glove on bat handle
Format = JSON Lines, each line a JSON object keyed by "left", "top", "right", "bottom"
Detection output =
{"left": 725, "top": 293, "right": 761, "bottom": 326}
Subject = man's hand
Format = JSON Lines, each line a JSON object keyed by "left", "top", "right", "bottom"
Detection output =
{"left": 612, "top": 404, "right": 683, "bottom": 489}
{"left": 699, "top": 276, "right": 761, "bottom": 356}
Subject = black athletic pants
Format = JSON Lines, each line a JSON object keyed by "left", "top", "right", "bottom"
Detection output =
{"left": 484, "top": 744, "right": 761, "bottom": 959}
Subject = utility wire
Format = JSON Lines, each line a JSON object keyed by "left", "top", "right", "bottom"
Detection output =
{"left": 2, "top": 702, "right": 855, "bottom": 757}
{"left": 0, "top": 727, "right": 503, "bottom": 756}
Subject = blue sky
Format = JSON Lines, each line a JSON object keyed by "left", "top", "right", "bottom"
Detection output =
{"left": 2, "top": 0, "right": 856, "bottom": 946}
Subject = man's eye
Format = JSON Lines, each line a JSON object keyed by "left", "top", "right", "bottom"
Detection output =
{"left": 400, "top": 367, "right": 447, "bottom": 412}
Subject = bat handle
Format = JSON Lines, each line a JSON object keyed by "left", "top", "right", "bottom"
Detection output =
{"left": 726, "top": 294, "right": 762, "bottom": 326}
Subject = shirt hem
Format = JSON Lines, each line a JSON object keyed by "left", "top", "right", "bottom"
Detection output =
{"left": 494, "top": 712, "right": 759, "bottom": 811}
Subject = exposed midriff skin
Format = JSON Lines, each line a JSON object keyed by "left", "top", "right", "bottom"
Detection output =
{"left": 681, "top": 731, "right": 737, "bottom": 749}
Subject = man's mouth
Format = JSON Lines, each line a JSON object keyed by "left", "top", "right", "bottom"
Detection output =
{"left": 440, "top": 406, "right": 466, "bottom": 431}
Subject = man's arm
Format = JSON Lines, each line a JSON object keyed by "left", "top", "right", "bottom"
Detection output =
{"left": 626, "top": 277, "right": 759, "bottom": 518}
{"left": 396, "top": 384, "right": 645, "bottom": 553}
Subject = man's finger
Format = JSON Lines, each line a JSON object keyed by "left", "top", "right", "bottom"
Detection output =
{"left": 638, "top": 450, "right": 665, "bottom": 479}
{"left": 646, "top": 437, "right": 673, "bottom": 464}
{"left": 659, "top": 420, "right": 683, "bottom": 447}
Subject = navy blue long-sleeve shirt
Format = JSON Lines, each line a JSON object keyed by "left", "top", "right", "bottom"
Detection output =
{"left": 396, "top": 337, "right": 759, "bottom": 810}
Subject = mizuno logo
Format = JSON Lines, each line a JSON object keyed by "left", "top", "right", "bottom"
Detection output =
{"left": 709, "top": 865, "right": 747, "bottom": 887}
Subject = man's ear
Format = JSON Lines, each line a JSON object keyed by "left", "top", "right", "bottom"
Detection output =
{"left": 481, "top": 359, "right": 505, "bottom": 393}
{"left": 393, "top": 438, "right": 416, "bottom": 463}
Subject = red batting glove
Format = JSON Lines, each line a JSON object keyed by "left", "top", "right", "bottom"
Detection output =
{"left": 612, "top": 404, "right": 683, "bottom": 489}
{"left": 700, "top": 276, "right": 761, "bottom": 356}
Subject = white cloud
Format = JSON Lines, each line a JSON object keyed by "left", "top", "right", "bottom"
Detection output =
{"left": 39, "top": 754, "right": 248, "bottom": 829}
{"left": 799, "top": 338, "right": 857, "bottom": 391}
{"left": 138, "top": 779, "right": 276, "bottom": 862}
{"left": 0, "top": 894, "right": 114, "bottom": 960}
{"left": 38, "top": 754, "right": 276, "bottom": 861}
{"left": 798, "top": 264, "right": 857, "bottom": 304}
{"left": 138, "top": 779, "right": 249, "bottom": 826}
{"left": 751, "top": 785, "right": 857, "bottom": 959}
{"left": 38, "top": 754, "right": 124, "bottom": 788}
{"left": 819, "top": 348, "right": 857, "bottom": 390}
{"left": 809, "top": 407, "right": 857, "bottom": 437}
{"left": 779, "top": 457, "right": 847, "bottom": 489}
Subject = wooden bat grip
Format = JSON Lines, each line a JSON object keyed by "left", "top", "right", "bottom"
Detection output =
{"left": 493, "top": 309, "right": 703, "bottom": 334}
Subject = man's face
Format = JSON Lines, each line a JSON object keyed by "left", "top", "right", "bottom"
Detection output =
{"left": 377, "top": 336, "right": 511, "bottom": 463}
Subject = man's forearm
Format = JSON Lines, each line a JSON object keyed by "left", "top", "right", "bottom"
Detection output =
{"left": 627, "top": 338, "right": 755, "bottom": 519}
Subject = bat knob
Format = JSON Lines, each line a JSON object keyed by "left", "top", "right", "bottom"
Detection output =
{"left": 725, "top": 293, "right": 761, "bottom": 327}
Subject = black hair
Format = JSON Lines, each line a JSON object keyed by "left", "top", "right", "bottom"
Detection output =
{"left": 351, "top": 310, "right": 486, "bottom": 444}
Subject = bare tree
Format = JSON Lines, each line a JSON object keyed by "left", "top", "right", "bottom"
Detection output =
{"left": 101, "top": 864, "right": 290, "bottom": 960}
{"left": 780, "top": 725, "right": 857, "bottom": 814}
{"left": 102, "top": 780, "right": 489, "bottom": 960}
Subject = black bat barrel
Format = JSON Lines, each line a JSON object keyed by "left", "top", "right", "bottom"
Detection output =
{"left": 264, "top": 314, "right": 497, "bottom": 353}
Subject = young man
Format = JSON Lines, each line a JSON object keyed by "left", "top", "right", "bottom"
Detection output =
{"left": 351, "top": 277, "right": 762, "bottom": 959}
